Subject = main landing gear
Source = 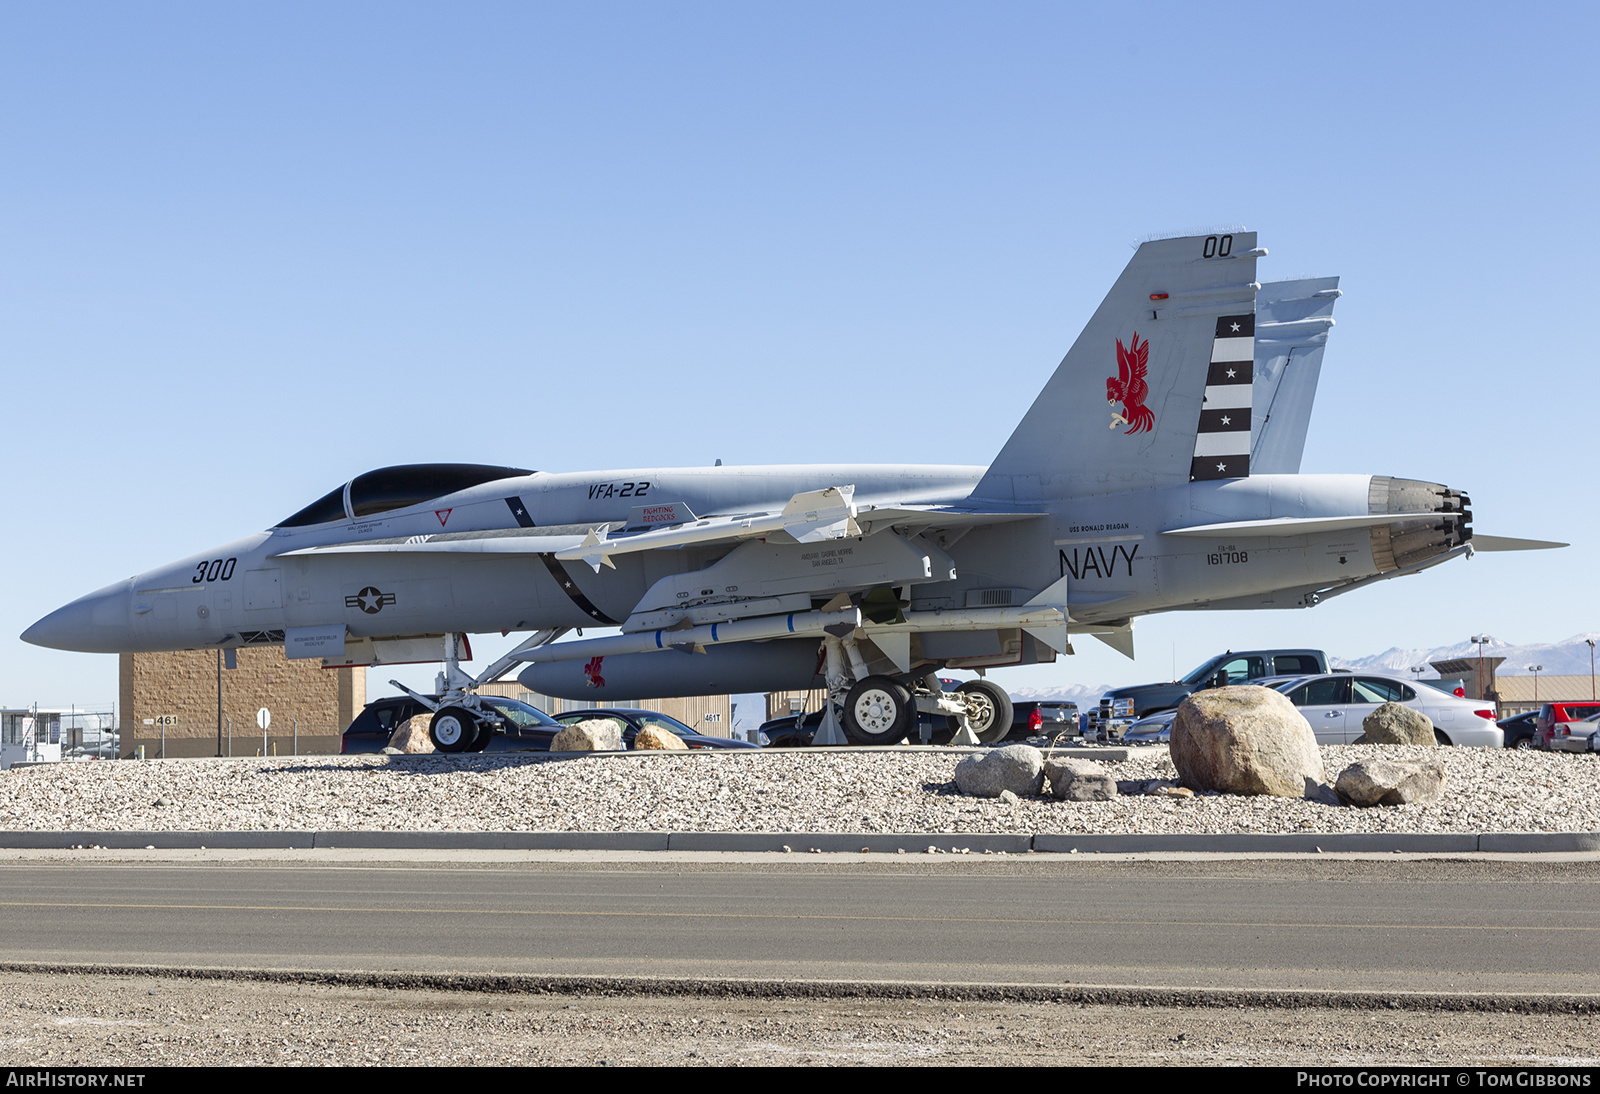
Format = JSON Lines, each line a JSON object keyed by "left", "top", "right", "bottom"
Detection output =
{"left": 816, "top": 633, "right": 1014, "bottom": 747}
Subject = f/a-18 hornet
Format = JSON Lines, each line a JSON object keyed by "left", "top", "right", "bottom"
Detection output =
{"left": 24, "top": 230, "right": 1560, "bottom": 749}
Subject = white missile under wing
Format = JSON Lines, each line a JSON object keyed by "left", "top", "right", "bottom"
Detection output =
{"left": 22, "top": 230, "right": 1566, "bottom": 750}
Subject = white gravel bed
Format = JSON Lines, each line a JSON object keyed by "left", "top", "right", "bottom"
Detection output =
{"left": 1, "top": 745, "right": 1596, "bottom": 835}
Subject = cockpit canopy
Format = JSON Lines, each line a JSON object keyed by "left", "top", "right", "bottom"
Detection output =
{"left": 276, "top": 464, "right": 534, "bottom": 528}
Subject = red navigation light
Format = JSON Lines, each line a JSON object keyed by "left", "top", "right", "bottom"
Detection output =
{"left": 1149, "top": 293, "right": 1169, "bottom": 300}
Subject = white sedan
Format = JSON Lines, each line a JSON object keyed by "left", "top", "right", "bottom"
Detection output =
{"left": 1264, "top": 673, "right": 1501, "bottom": 747}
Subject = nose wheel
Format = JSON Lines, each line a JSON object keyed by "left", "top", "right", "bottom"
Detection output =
{"left": 429, "top": 707, "right": 484, "bottom": 753}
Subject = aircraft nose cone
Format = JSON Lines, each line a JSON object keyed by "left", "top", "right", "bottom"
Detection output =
{"left": 22, "top": 581, "right": 131, "bottom": 653}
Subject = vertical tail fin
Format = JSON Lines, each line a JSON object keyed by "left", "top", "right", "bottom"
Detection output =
{"left": 1250, "top": 277, "right": 1341, "bottom": 474}
{"left": 974, "top": 231, "right": 1261, "bottom": 502}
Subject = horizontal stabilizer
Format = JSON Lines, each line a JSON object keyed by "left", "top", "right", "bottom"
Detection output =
{"left": 1470, "top": 534, "right": 1569, "bottom": 551}
{"left": 1161, "top": 513, "right": 1443, "bottom": 538}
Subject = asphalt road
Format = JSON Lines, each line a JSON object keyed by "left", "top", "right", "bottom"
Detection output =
{"left": 4, "top": 854, "right": 1597, "bottom": 996}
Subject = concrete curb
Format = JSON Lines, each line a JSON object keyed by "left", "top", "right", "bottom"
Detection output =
{"left": 1034, "top": 833, "right": 1483, "bottom": 853}
{"left": 1, "top": 829, "right": 1594, "bottom": 853}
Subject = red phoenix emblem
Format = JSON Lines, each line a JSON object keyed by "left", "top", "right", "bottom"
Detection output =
{"left": 582, "top": 656, "right": 605, "bottom": 688}
{"left": 1106, "top": 333, "right": 1154, "bottom": 434}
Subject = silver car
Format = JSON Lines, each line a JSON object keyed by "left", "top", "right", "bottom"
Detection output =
{"left": 1268, "top": 673, "right": 1501, "bottom": 747}
{"left": 1122, "top": 709, "right": 1176, "bottom": 745}
{"left": 1550, "top": 711, "right": 1600, "bottom": 754}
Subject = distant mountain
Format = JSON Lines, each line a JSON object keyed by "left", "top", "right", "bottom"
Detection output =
{"left": 1010, "top": 683, "right": 1113, "bottom": 708}
{"left": 1331, "top": 633, "right": 1600, "bottom": 678}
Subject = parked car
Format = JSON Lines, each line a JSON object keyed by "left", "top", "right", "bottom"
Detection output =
{"left": 1013, "top": 701, "right": 1082, "bottom": 742}
{"left": 757, "top": 707, "right": 948, "bottom": 747}
{"left": 1122, "top": 709, "right": 1176, "bottom": 745}
{"left": 1549, "top": 711, "right": 1600, "bottom": 754}
{"left": 1496, "top": 710, "right": 1540, "bottom": 750}
{"left": 342, "top": 694, "right": 563, "bottom": 754}
{"left": 1267, "top": 673, "right": 1500, "bottom": 747}
{"left": 1093, "top": 648, "right": 1329, "bottom": 736}
{"left": 758, "top": 697, "right": 1078, "bottom": 747}
{"left": 551, "top": 708, "right": 761, "bottom": 750}
{"left": 1534, "top": 702, "right": 1600, "bottom": 751}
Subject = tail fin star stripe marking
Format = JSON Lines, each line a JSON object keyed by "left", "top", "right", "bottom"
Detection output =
{"left": 1190, "top": 455, "right": 1251, "bottom": 481}
{"left": 506, "top": 497, "right": 620, "bottom": 625}
{"left": 1192, "top": 313, "right": 1256, "bottom": 482}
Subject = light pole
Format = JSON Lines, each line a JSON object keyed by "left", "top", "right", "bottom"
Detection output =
{"left": 1588, "top": 639, "right": 1596, "bottom": 702}
{"left": 1410, "top": 667, "right": 1427, "bottom": 687}
{"left": 1529, "top": 665, "right": 1544, "bottom": 702}
{"left": 1471, "top": 634, "right": 1489, "bottom": 701}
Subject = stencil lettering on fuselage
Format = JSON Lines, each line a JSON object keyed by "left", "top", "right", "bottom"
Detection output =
{"left": 1059, "top": 543, "right": 1140, "bottom": 580}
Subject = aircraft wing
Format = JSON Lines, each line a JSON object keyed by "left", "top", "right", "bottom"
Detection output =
{"left": 270, "top": 488, "right": 1040, "bottom": 568}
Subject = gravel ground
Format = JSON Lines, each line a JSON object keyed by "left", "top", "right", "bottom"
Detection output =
{"left": 5, "top": 970, "right": 1600, "bottom": 1067}
{"left": 2, "top": 745, "right": 1597, "bottom": 835}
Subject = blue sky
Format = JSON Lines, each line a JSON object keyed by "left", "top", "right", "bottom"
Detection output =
{"left": 4, "top": 2, "right": 1596, "bottom": 713}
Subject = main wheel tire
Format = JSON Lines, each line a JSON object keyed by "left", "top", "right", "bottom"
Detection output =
{"left": 842, "top": 677, "right": 913, "bottom": 746}
{"left": 466, "top": 715, "right": 496, "bottom": 752}
{"left": 429, "top": 707, "right": 480, "bottom": 753}
{"left": 948, "top": 679, "right": 1014, "bottom": 745}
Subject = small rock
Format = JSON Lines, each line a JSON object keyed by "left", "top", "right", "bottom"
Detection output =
{"left": 953, "top": 744, "right": 1045, "bottom": 798}
{"left": 550, "top": 719, "right": 624, "bottom": 752}
{"left": 1335, "top": 758, "right": 1446, "bottom": 807}
{"left": 1045, "top": 758, "right": 1118, "bottom": 801}
{"left": 633, "top": 726, "right": 688, "bottom": 751}
{"left": 387, "top": 717, "right": 435, "bottom": 754}
{"left": 998, "top": 789, "right": 1020, "bottom": 805}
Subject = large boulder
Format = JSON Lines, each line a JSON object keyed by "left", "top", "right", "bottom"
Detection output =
{"left": 550, "top": 719, "right": 624, "bottom": 752}
{"left": 1354, "top": 702, "right": 1436, "bottom": 746}
{"left": 1335, "top": 758, "right": 1446, "bottom": 806}
{"left": 1170, "top": 686, "right": 1326, "bottom": 798}
{"left": 1044, "top": 757, "right": 1118, "bottom": 801}
{"left": 954, "top": 744, "right": 1045, "bottom": 798}
{"left": 634, "top": 725, "right": 688, "bottom": 751}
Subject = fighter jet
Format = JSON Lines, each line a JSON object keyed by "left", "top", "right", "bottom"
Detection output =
{"left": 23, "top": 230, "right": 1562, "bottom": 749}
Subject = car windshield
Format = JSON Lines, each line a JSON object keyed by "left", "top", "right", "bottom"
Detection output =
{"left": 635, "top": 712, "right": 697, "bottom": 737}
{"left": 482, "top": 698, "right": 559, "bottom": 728}
{"left": 1179, "top": 657, "right": 1222, "bottom": 685}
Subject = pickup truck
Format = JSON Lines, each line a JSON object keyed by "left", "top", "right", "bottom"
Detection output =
{"left": 1092, "top": 648, "right": 1330, "bottom": 738}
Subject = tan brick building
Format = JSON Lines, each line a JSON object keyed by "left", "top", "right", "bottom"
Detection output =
{"left": 119, "top": 647, "right": 364, "bottom": 758}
